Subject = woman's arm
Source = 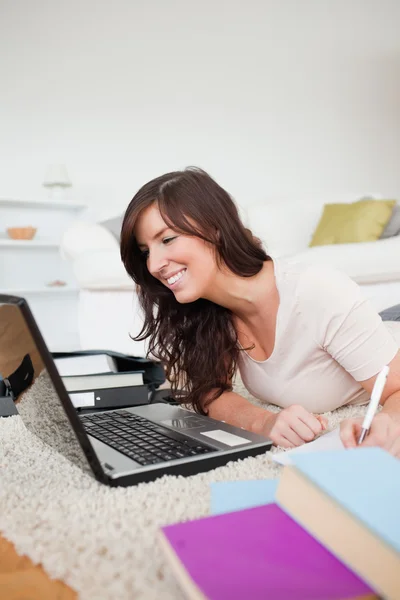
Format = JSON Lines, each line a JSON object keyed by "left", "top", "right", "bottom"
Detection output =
{"left": 381, "top": 393, "right": 400, "bottom": 421}
{"left": 363, "top": 350, "right": 400, "bottom": 420}
{"left": 207, "top": 390, "right": 326, "bottom": 447}
{"left": 294, "top": 265, "right": 400, "bottom": 454}
{"left": 207, "top": 389, "right": 273, "bottom": 433}
{"left": 341, "top": 351, "right": 400, "bottom": 456}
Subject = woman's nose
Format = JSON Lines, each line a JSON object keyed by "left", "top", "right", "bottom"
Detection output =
{"left": 147, "top": 247, "right": 168, "bottom": 277}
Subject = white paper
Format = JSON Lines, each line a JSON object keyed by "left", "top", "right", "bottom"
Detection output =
{"left": 69, "top": 391, "right": 95, "bottom": 408}
{"left": 272, "top": 428, "right": 344, "bottom": 466}
{"left": 55, "top": 354, "right": 116, "bottom": 376}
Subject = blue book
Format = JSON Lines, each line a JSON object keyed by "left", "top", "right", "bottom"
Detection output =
{"left": 210, "top": 479, "right": 278, "bottom": 515}
{"left": 276, "top": 447, "right": 400, "bottom": 600}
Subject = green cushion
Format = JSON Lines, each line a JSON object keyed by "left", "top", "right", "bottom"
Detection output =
{"left": 309, "top": 199, "right": 396, "bottom": 247}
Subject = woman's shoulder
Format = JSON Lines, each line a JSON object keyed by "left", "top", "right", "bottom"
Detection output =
{"left": 276, "top": 256, "right": 356, "bottom": 286}
{"left": 275, "top": 257, "right": 362, "bottom": 311}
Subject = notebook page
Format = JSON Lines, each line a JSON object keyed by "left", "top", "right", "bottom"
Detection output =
{"left": 272, "top": 428, "right": 344, "bottom": 466}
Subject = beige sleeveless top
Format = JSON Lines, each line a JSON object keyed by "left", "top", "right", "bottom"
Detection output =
{"left": 237, "top": 258, "right": 398, "bottom": 413}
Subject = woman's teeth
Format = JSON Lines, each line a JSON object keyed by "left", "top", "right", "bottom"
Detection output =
{"left": 167, "top": 269, "right": 186, "bottom": 285}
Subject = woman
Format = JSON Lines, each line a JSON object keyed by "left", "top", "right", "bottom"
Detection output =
{"left": 120, "top": 167, "right": 400, "bottom": 456}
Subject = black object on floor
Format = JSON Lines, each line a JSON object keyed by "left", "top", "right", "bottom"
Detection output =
{"left": 0, "top": 395, "right": 19, "bottom": 417}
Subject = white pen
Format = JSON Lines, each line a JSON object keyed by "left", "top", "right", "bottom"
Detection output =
{"left": 358, "top": 365, "right": 390, "bottom": 444}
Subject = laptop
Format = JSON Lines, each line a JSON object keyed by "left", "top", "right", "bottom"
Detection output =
{"left": 0, "top": 294, "right": 272, "bottom": 486}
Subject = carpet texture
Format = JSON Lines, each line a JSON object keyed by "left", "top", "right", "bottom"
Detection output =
{"left": 0, "top": 374, "right": 370, "bottom": 600}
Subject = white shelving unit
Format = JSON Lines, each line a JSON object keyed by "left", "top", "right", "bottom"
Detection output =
{"left": 0, "top": 197, "right": 87, "bottom": 350}
{"left": 0, "top": 197, "right": 87, "bottom": 211}
{"left": 0, "top": 286, "right": 78, "bottom": 295}
{"left": 0, "top": 238, "right": 60, "bottom": 248}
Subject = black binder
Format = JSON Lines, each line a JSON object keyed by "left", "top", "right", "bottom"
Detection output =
{"left": 51, "top": 349, "right": 166, "bottom": 388}
{"left": 52, "top": 349, "right": 166, "bottom": 411}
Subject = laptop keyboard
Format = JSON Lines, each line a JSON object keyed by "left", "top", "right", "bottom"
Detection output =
{"left": 80, "top": 410, "right": 214, "bottom": 466}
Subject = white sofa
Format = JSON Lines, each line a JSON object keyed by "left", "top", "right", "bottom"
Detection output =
{"left": 61, "top": 194, "right": 400, "bottom": 356}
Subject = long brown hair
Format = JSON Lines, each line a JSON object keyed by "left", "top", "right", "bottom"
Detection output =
{"left": 120, "top": 167, "right": 271, "bottom": 414}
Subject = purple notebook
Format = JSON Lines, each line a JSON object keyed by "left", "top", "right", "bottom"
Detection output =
{"left": 160, "top": 503, "right": 374, "bottom": 600}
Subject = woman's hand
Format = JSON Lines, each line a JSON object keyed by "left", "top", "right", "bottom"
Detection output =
{"left": 340, "top": 412, "right": 400, "bottom": 457}
{"left": 257, "top": 405, "right": 327, "bottom": 448}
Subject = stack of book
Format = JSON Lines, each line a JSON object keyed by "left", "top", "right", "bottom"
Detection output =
{"left": 54, "top": 353, "right": 149, "bottom": 409}
{"left": 158, "top": 447, "right": 400, "bottom": 599}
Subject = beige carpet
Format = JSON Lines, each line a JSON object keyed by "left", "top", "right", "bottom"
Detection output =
{"left": 0, "top": 374, "right": 370, "bottom": 600}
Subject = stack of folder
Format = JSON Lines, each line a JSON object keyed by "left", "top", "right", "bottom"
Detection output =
{"left": 53, "top": 351, "right": 163, "bottom": 409}
{"left": 158, "top": 447, "right": 400, "bottom": 599}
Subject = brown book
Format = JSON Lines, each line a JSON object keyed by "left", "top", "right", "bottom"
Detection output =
{"left": 275, "top": 447, "right": 400, "bottom": 600}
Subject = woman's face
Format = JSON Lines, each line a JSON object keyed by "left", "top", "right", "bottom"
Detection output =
{"left": 135, "top": 203, "right": 219, "bottom": 303}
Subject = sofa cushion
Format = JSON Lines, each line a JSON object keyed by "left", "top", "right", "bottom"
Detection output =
{"left": 241, "top": 195, "right": 380, "bottom": 258}
{"left": 309, "top": 199, "right": 396, "bottom": 247}
{"left": 381, "top": 204, "right": 400, "bottom": 239}
{"left": 242, "top": 201, "right": 323, "bottom": 257}
{"left": 100, "top": 215, "right": 123, "bottom": 242}
{"left": 289, "top": 236, "right": 400, "bottom": 284}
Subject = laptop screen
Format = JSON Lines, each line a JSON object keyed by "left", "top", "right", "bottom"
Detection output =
{"left": 0, "top": 298, "right": 95, "bottom": 473}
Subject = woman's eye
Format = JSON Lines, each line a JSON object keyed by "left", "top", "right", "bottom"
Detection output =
{"left": 140, "top": 236, "right": 176, "bottom": 259}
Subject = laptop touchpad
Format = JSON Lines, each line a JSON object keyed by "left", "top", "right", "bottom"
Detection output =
{"left": 161, "top": 416, "right": 205, "bottom": 429}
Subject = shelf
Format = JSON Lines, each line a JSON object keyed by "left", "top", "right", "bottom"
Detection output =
{"left": 0, "top": 238, "right": 60, "bottom": 248}
{"left": 0, "top": 198, "right": 87, "bottom": 211}
{"left": 0, "top": 287, "right": 79, "bottom": 296}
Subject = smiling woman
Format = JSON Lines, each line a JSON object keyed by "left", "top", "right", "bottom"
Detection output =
{"left": 120, "top": 167, "right": 400, "bottom": 456}
{"left": 120, "top": 167, "right": 269, "bottom": 413}
{"left": 134, "top": 202, "right": 225, "bottom": 303}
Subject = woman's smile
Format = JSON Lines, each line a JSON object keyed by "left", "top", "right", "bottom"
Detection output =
{"left": 165, "top": 268, "right": 187, "bottom": 289}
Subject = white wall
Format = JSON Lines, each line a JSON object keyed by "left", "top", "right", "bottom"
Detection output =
{"left": 1, "top": 0, "right": 400, "bottom": 218}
